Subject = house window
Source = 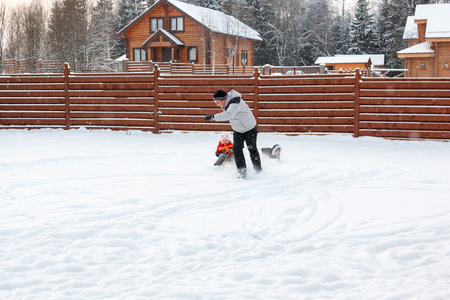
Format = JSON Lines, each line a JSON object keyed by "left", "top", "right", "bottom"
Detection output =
{"left": 133, "top": 48, "right": 147, "bottom": 61}
{"left": 420, "top": 62, "right": 426, "bottom": 69}
{"left": 150, "top": 17, "right": 164, "bottom": 32}
{"left": 444, "top": 62, "right": 449, "bottom": 69}
{"left": 241, "top": 50, "right": 248, "bottom": 66}
{"left": 226, "top": 48, "right": 231, "bottom": 58}
{"left": 187, "top": 46, "right": 198, "bottom": 63}
{"left": 170, "top": 16, "right": 184, "bottom": 32}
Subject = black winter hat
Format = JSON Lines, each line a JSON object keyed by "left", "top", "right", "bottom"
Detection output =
{"left": 213, "top": 90, "right": 227, "bottom": 100}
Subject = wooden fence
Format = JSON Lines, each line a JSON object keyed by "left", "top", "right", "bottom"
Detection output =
{"left": 1, "top": 64, "right": 449, "bottom": 139}
{"left": 126, "top": 61, "right": 255, "bottom": 75}
{"left": 358, "top": 75, "right": 450, "bottom": 139}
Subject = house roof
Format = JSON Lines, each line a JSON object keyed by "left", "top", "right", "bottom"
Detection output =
{"left": 397, "top": 41, "right": 434, "bottom": 55}
{"left": 335, "top": 54, "right": 384, "bottom": 66}
{"left": 118, "top": 0, "right": 262, "bottom": 41}
{"left": 315, "top": 54, "right": 385, "bottom": 66}
{"left": 403, "top": 16, "right": 417, "bottom": 40}
{"left": 403, "top": 4, "right": 450, "bottom": 40}
{"left": 315, "top": 55, "right": 370, "bottom": 65}
{"left": 142, "top": 28, "right": 185, "bottom": 48}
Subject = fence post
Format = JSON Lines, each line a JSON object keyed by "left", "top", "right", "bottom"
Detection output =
{"left": 353, "top": 68, "right": 361, "bottom": 137}
{"left": 153, "top": 65, "right": 160, "bottom": 133}
{"left": 64, "top": 62, "right": 71, "bottom": 129}
{"left": 253, "top": 67, "right": 259, "bottom": 125}
{"left": 122, "top": 60, "right": 128, "bottom": 72}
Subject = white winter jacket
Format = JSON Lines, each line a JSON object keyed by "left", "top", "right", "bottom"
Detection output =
{"left": 213, "top": 90, "right": 256, "bottom": 133}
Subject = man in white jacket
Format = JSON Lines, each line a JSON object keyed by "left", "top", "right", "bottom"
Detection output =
{"left": 204, "top": 89, "right": 262, "bottom": 178}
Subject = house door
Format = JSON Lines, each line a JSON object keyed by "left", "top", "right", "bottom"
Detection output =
{"left": 162, "top": 48, "right": 171, "bottom": 62}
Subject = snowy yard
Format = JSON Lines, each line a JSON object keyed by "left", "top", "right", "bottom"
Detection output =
{"left": 1, "top": 129, "right": 450, "bottom": 299}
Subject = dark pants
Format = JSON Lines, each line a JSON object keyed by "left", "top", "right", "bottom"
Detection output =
{"left": 233, "top": 126, "right": 262, "bottom": 173}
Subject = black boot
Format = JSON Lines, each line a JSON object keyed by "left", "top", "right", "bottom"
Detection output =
{"left": 238, "top": 168, "right": 247, "bottom": 179}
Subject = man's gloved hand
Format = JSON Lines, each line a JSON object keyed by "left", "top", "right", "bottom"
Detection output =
{"left": 204, "top": 114, "right": 214, "bottom": 121}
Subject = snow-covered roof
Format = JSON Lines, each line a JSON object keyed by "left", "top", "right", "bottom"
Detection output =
{"left": 315, "top": 55, "right": 370, "bottom": 65}
{"left": 397, "top": 41, "right": 434, "bottom": 55}
{"left": 168, "top": 0, "right": 261, "bottom": 41}
{"left": 403, "top": 16, "right": 417, "bottom": 40}
{"left": 115, "top": 54, "right": 128, "bottom": 61}
{"left": 403, "top": 4, "right": 450, "bottom": 39}
{"left": 335, "top": 54, "right": 384, "bottom": 66}
{"left": 315, "top": 54, "right": 385, "bottom": 66}
{"left": 142, "top": 29, "right": 185, "bottom": 47}
{"left": 118, "top": 0, "right": 262, "bottom": 41}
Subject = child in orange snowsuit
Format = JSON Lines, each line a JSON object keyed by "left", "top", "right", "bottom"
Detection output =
{"left": 214, "top": 132, "right": 235, "bottom": 166}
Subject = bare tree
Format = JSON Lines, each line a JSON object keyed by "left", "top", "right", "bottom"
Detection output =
{"left": 49, "top": 0, "right": 91, "bottom": 72}
{"left": 87, "top": 0, "right": 119, "bottom": 71}
{"left": 22, "top": 1, "right": 47, "bottom": 72}
{"left": 6, "top": 3, "right": 25, "bottom": 72}
{"left": 270, "top": 0, "right": 308, "bottom": 65}
{"left": 0, "top": 0, "right": 7, "bottom": 73}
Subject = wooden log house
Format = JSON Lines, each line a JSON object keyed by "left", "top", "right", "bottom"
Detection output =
{"left": 117, "top": 0, "right": 262, "bottom": 67}
{"left": 398, "top": 3, "right": 450, "bottom": 78}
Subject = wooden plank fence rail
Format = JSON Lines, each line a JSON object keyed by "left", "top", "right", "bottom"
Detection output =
{"left": 68, "top": 65, "right": 156, "bottom": 131}
{"left": 1, "top": 67, "right": 449, "bottom": 139}
{"left": 359, "top": 76, "right": 450, "bottom": 139}
{"left": 157, "top": 73, "right": 255, "bottom": 132}
{"left": 0, "top": 72, "right": 66, "bottom": 128}
{"left": 257, "top": 72, "right": 356, "bottom": 133}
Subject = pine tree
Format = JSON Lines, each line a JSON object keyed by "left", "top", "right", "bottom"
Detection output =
{"left": 115, "top": 0, "right": 148, "bottom": 56}
{"left": 377, "top": 0, "right": 406, "bottom": 68}
{"left": 146, "top": 0, "right": 156, "bottom": 7}
{"left": 48, "top": 0, "right": 90, "bottom": 72}
{"left": 199, "top": 0, "right": 221, "bottom": 10}
{"left": 22, "top": 1, "right": 46, "bottom": 72}
{"left": 87, "top": 0, "right": 118, "bottom": 70}
{"left": 302, "top": 0, "right": 334, "bottom": 62}
{"left": 330, "top": 10, "right": 351, "bottom": 55}
{"left": 270, "top": 0, "right": 308, "bottom": 65}
{"left": 117, "top": 0, "right": 148, "bottom": 26}
{"left": 247, "top": 0, "right": 277, "bottom": 65}
{"left": 348, "top": 0, "right": 379, "bottom": 54}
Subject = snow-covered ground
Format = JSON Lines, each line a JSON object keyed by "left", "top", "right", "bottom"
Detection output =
{"left": 1, "top": 129, "right": 449, "bottom": 299}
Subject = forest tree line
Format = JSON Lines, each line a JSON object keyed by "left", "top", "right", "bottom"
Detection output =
{"left": 0, "top": 0, "right": 449, "bottom": 73}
